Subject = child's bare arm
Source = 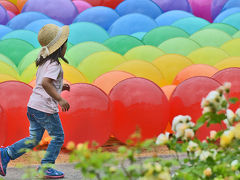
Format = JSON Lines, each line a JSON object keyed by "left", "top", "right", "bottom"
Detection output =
{"left": 42, "top": 77, "right": 70, "bottom": 112}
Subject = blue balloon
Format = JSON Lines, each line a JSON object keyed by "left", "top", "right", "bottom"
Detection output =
{"left": 222, "top": 13, "right": 240, "bottom": 29}
{"left": 214, "top": 7, "right": 240, "bottom": 23}
{"left": 222, "top": 0, "right": 240, "bottom": 12}
{"left": 0, "top": 4, "right": 9, "bottom": 25}
{"left": 131, "top": 32, "right": 147, "bottom": 40}
{"left": 211, "top": 0, "right": 229, "bottom": 20}
{"left": 172, "top": 17, "right": 210, "bottom": 35}
{"left": 108, "top": 13, "right": 158, "bottom": 36}
{"left": 73, "top": 6, "right": 119, "bottom": 30}
{"left": 116, "top": 0, "right": 162, "bottom": 19}
{"left": 7, "top": 12, "right": 49, "bottom": 30}
{"left": 69, "top": 22, "right": 109, "bottom": 45}
{"left": 152, "top": 0, "right": 192, "bottom": 12}
{"left": 24, "top": 19, "right": 64, "bottom": 34}
{"left": 0, "top": 25, "right": 12, "bottom": 39}
{"left": 155, "top": 10, "right": 193, "bottom": 26}
{"left": 1, "top": 30, "right": 40, "bottom": 48}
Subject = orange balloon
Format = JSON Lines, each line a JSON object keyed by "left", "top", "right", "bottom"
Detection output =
{"left": 17, "top": 0, "right": 28, "bottom": 11}
{"left": 161, "top": 85, "right": 176, "bottom": 134}
{"left": 92, "top": 71, "right": 135, "bottom": 94}
{"left": 173, "top": 64, "right": 218, "bottom": 85}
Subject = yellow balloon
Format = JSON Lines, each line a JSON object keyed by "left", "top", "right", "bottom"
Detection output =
{"left": 77, "top": 51, "right": 127, "bottom": 82}
{"left": 0, "top": 61, "right": 20, "bottom": 80}
{"left": 187, "top": 47, "right": 229, "bottom": 65}
{"left": 124, "top": 45, "right": 165, "bottom": 62}
{"left": 113, "top": 60, "right": 167, "bottom": 87}
{"left": 152, "top": 54, "right": 193, "bottom": 84}
{"left": 214, "top": 57, "right": 240, "bottom": 70}
{"left": 61, "top": 63, "right": 88, "bottom": 83}
{"left": 8, "top": 0, "right": 17, "bottom": 5}
{"left": 20, "top": 63, "right": 37, "bottom": 83}
{"left": 0, "top": 74, "right": 17, "bottom": 83}
{"left": 221, "top": 38, "right": 240, "bottom": 56}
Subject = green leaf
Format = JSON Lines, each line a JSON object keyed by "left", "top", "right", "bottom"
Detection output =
{"left": 193, "top": 115, "right": 206, "bottom": 131}
{"left": 229, "top": 97, "right": 239, "bottom": 104}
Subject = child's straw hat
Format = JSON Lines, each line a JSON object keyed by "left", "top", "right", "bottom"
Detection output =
{"left": 38, "top": 24, "right": 69, "bottom": 58}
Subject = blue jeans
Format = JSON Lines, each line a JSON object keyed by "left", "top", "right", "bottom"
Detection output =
{"left": 6, "top": 107, "right": 64, "bottom": 164}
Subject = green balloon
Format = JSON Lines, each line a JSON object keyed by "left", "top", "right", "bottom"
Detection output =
{"left": 0, "top": 54, "right": 18, "bottom": 72}
{"left": 142, "top": 26, "right": 189, "bottom": 46}
{"left": 66, "top": 42, "right": 110, "bottom": 67}
{"left": 0, "top": 39, "right": 34, "bottom": 66}
{"left": 190, "top": 29, "right": 232, "bottom": 47}
{"left": 124, "top": 45, "right": 165, "bottom": 62}
{"left": 158, "top": 37, "right": 201, "bottom": 56}
{"left": 18, "top": 48, "right": 40, "bottom": 74}
{"left": 103, "top": 35, "right": 144, "bottom": 55}
{"left": 77, "top": 51, "right": 127, "bottom": 82}
{"left": 222, "top": 13, "right": 240, "bottom": 29}
{"left": 233, "top": 31, "right": 240, "bottom": 38}
{"left": 201, "top": 23, "right": 238, "bottom": 36}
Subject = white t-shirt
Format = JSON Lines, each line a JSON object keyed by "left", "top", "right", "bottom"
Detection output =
{"left": 28, "top": 60, "right": 63, "bottom": 114}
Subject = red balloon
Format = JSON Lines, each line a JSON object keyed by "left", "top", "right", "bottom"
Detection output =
{"left": 212, "top": 67, "right": 240, "bottom": 111}
{"left": 169, "top": 77, "right": 223, "bottom": 140}
{"left": 109, "top": 77, "right": 169, "bottom": 143}
{"left": 0, "top": 0, "right": 19, "bottom": 15}
{"left": 0, "top": 81, "right": 32, "bottom": 146}
{"left": 102, "top": 0, "right": 124, "bottom": 8}
{"left": 0, "top": 105, "right": 6, "bottom": 146}
{"left": 60, "top": 83, "right": 111, "bottom": 147}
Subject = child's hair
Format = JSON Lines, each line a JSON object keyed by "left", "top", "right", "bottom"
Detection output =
{"left": 36, "top": 41, "right": 69, "bottom": 67}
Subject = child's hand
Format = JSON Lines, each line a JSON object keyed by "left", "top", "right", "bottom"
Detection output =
{"left": 62, "top": 84, "right": 70, "bottom": 91}
{"left": 58, "top": 98, "right": 70, "bottom": 112}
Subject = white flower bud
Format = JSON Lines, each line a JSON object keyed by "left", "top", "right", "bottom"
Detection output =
{"left": 200, "top": 151, "right": 211, "bottom": 161}
{"left": 184, "top": 129, "right": 194, "bottom": 139}
{"left": 210, "top": 130, "right": 217, "bottom": 140}
{"left": 156, "top": 133, "right": 169, "bottom": 145}
{"left": 187, "top": 141, "right": 199, "bottom": 152}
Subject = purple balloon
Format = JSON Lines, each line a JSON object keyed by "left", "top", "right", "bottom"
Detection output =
{"left": 152, "top": 0, "right": 192, "bottom": 12}
{"left": 0, "top": 4, "right": 9, "bottom": 25}
{"left": 211, "top": 0, "right": 229, "bottom": 20}
{"left": 22, "top": 0, "right": 78, "bottom": 25}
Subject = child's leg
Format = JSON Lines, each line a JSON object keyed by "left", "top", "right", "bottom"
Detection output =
{"left": 39, "top": 113, "right": 64, "bottom": 164}
{"left": 6, "top": 109, "right": 45, "bottom": 160}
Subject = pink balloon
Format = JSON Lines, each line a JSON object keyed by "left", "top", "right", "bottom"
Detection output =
{"left": 7, "top": 10, "right": 16, "bottom": 19}
{"left": 0, "top": 105, "right": 6, "bottom": 146}
{"left": 188, "top": 0, "right": 213, "bottom": 22}
{"left": 0, "top": 81, "right": 32, "bottom": 146}
{"left": 212, "top": 68, "right": 240, "bottom": 111}
{"left": 109, "top": 77, "right": 169, "bottom": 143}
{"left": 72, "top": 0, "right": 92, "bottom": 14}
{"left": 169, "top": 77, "right": 223, "bottom": 140}
{"left": 60, "top": 83, "right": 112, "bottom": 147}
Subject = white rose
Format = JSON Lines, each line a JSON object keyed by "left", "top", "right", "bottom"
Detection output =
{"left": 176, "top": 123, "right": 187, "bottom": 138}
{"left": 187, "top": 141, "right": 199, "bottom": 152}
{"left": 156, "top": 133, "right": 169, "bottom": 145}
{"left": 184, "top": 129, "right": 194, "bottom": 139}
{"left": 226, "top": 109, "right": 235, "bottom": 124}
{"left": 210, "top": 130, "right": 217, "bottom": 140}
{"left": 200, "top": 151, "right": 211, "bottom": 161}
{"left": 172, "top": 115, "right": 183, "bottom": 131}
{"left": 205, "top": 91, "right": 220, "bottom": 102}
{"left": 202, "top": 107, "right": 212, "bottom": 114}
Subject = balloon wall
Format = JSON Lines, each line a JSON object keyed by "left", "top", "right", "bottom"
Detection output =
{"left": 1, "top": 0, "right": 240, "bottom": 145}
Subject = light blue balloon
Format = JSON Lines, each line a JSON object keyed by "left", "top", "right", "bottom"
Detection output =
{"left": 69, "top": 22, "right": 109, "bottom": 45}
{"left": 222, "top": 0, "right": 240, "bottom": 12}
{"left": 24, "top": 19, "right": 64, "bottom": 34}
{"left": 108, "top": 13, "right": 158, "bottom": 36}
{"left": 214, "top": 7, "right": 240, "bottom": 23}
{"left": 172, "top": 17, "right": 210, "bottom": 35}
{"left": 131, "top": 32, "right": 146, "bottom": 40}
{"left": 1, "top": 30, "right": 40, "bottom": 48}
{"left": 73, "top": 6, "right": 119, "bottom": 30}
{"left": 155, "top": 10, "right": 193, "bottom": 26}
{"left": 7, "top": 12, "right": 49, "bottom": 30}
{"left": 222, "top": 13, "right": 240, "bottom": 29}
{"left": 0, "top": 25, "right": 12, "bottom": 39}
{"left": 116, "top": 0, "right": 162, "bottom": 19}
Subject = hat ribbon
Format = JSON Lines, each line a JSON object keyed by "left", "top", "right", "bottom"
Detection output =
{"left": 38, "top": 27, "right": 63, "bottom": 59}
